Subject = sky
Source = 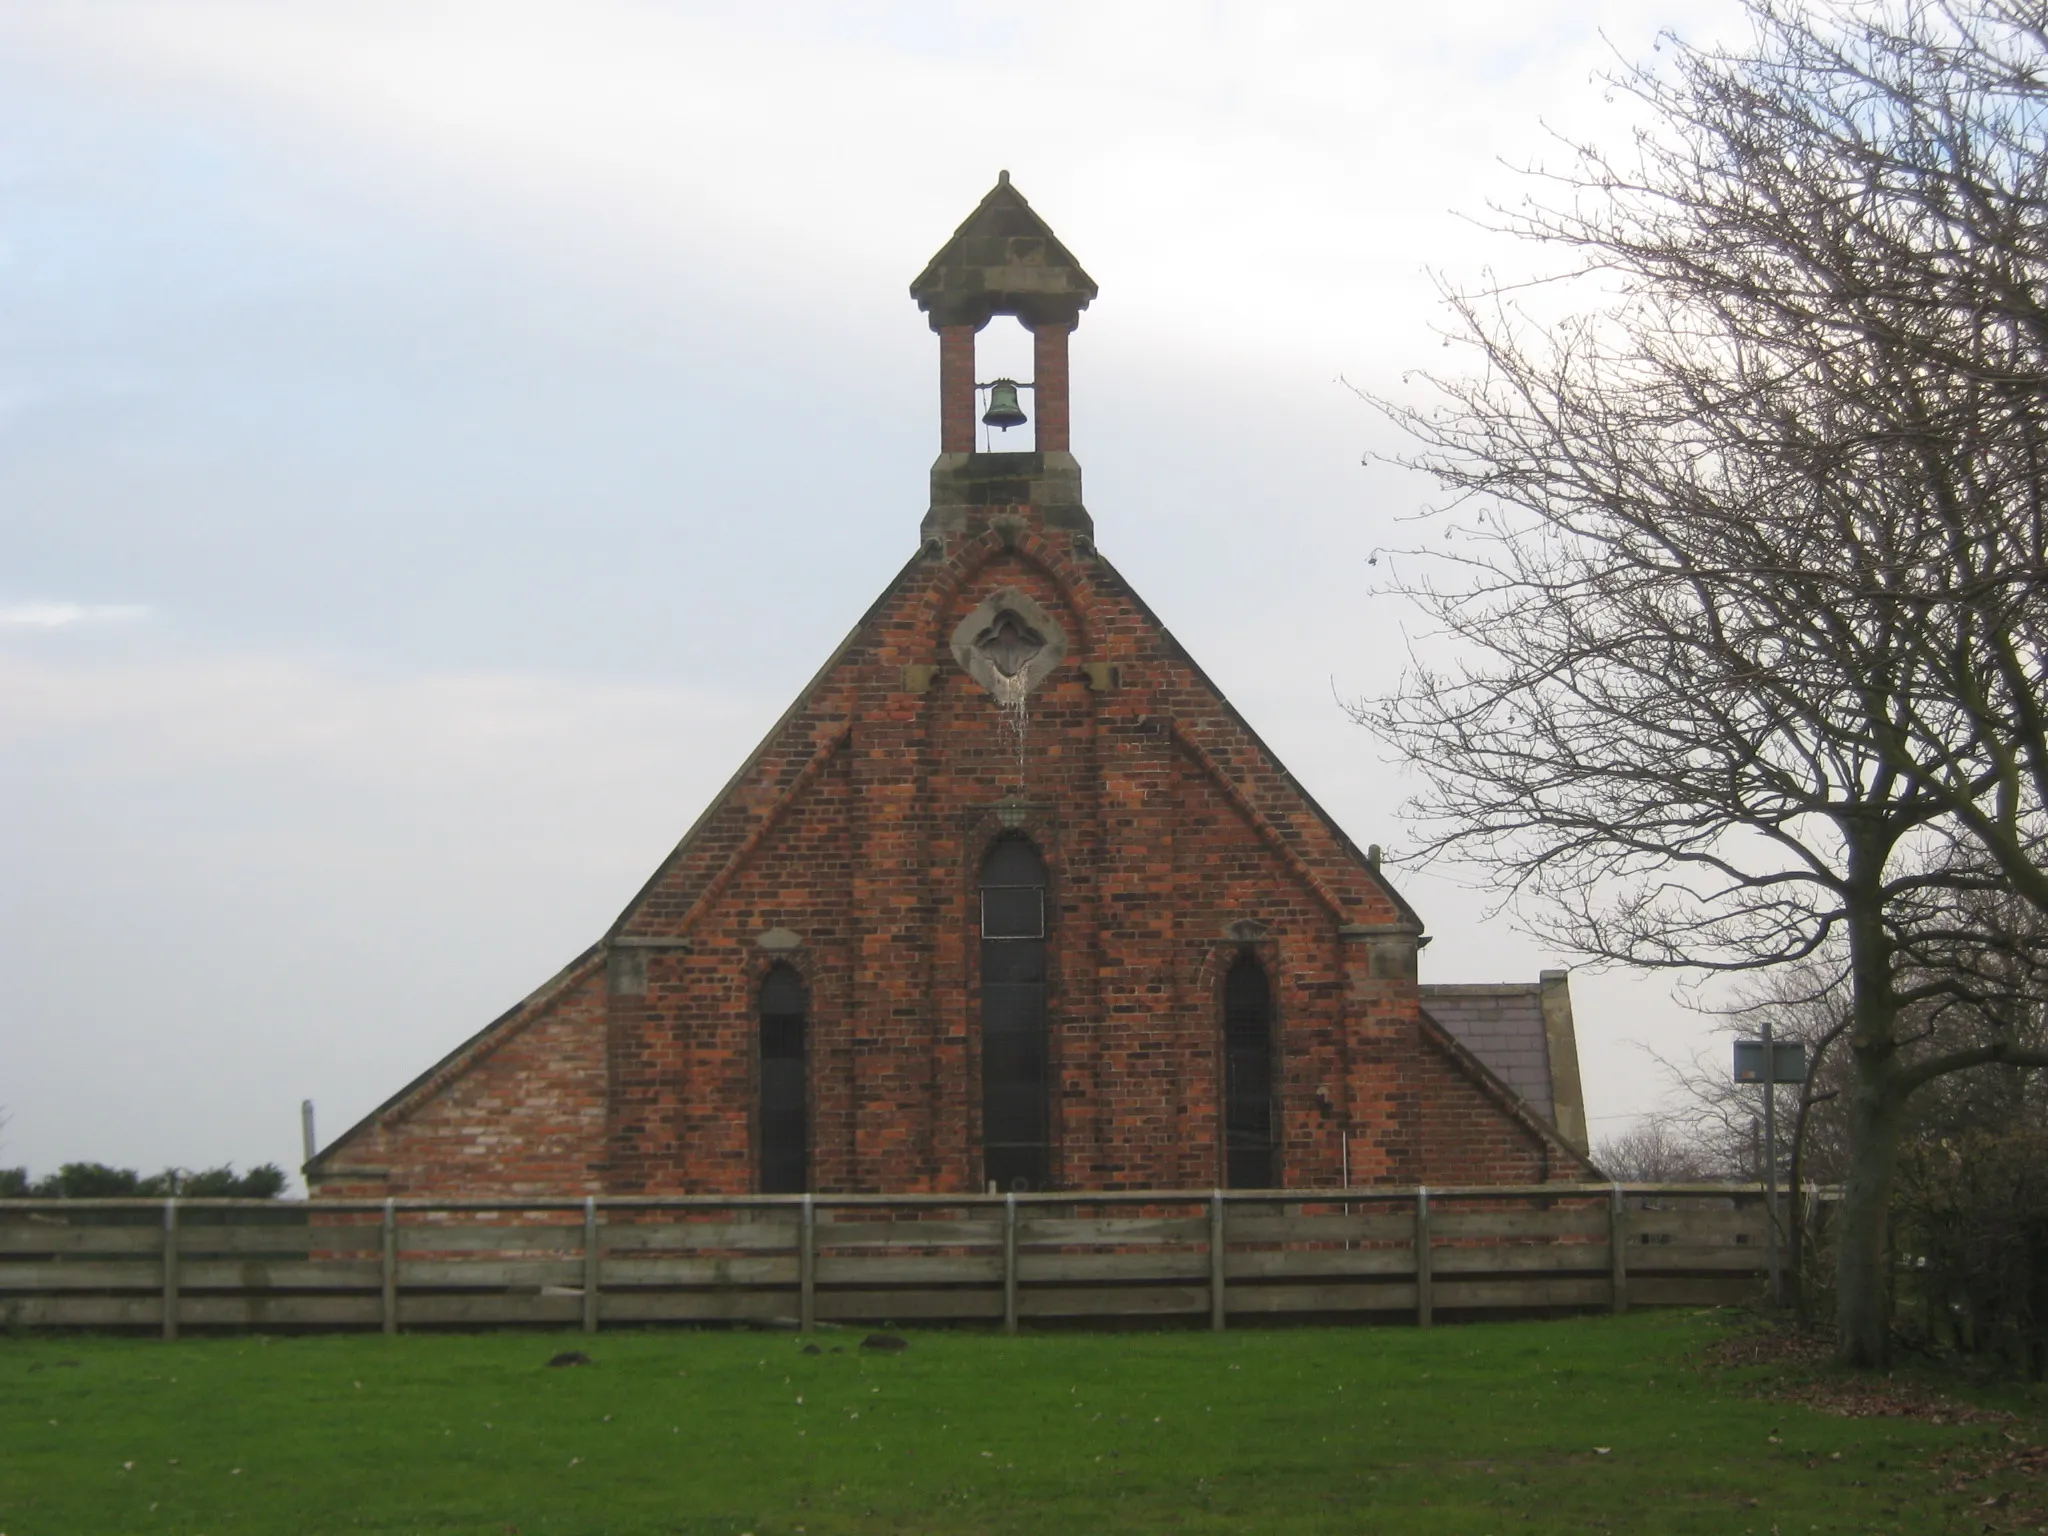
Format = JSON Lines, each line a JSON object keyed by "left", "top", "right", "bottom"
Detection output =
{"left": 0, "top": 0, "right": 1751, "bottom": 1185}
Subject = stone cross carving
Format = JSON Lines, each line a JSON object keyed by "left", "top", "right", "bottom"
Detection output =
{"left": 949, "top": 587, "right": 1068, "bottom": 702}
{"left": 978, "top": 612, "right": 1046, "bottom": 678}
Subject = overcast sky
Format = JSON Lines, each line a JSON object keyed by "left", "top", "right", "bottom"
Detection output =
{"left": 1, "top": 0, "right": 1749, "bottom": 1185}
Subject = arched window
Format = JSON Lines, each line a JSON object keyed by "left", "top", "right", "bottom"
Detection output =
{"left": 759, "top": 965, "right": 808, "bottom": 1194}
{"left": 980, "top": 838, "right": 1049, "bottom": 1192}
{"left": 1223, "top": 955, "right": 1276, "bottom": 1189}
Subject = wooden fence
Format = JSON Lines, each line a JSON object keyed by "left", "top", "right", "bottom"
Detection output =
{"left": 0, "top": 1184, "right": 1778, "bottom": 1336}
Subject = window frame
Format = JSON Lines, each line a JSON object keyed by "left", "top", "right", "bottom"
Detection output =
{"left": 757, "top": 962, "right": 810, "bottom": 1195}
{"left": 978, "top": 836, "right": 1051, "bottom": 1194}
{"left": 1221, "top": 951, "right": 1279, "bottom": 1190}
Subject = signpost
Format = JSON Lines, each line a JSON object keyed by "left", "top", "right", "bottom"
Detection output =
{"left": 1732, "top": 1040, "right": 1808, "bottom": 1085}
{"left": 1733, "top": 1023, "right": 1806, "bottom": 1307}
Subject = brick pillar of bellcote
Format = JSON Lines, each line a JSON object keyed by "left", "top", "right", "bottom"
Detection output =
{"left": 938, "top": 323, "right": 979, "bottom": 454}
{"left": 1032, "top": 322, "right": 1073, "bottom": 453}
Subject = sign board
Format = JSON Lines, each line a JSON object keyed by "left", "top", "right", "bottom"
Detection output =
{"left": 1733, "top": 1039, "right": 1808, "bottom": 1084}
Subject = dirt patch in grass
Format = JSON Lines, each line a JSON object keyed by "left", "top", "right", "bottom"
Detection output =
{"left": 1703, "top": 1315, "right": 2048, "bottom": 1533}
{"left": 1704, "top": 1316, "right": 2019, "bottom": 1423}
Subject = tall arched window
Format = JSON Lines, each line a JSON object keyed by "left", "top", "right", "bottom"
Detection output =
{"left": 758, "top": 965, "right": 808, "bottom": 1194}
{"left": 980, "top": 838, "right": 1049, "bottom": 1192}
{"left": 1223, "top": 955, "right": 1276, "bottom": 1189}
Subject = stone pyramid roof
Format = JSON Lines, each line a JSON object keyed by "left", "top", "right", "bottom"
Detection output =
{"left": 909, "top": 171, "right": 1099, "bottom": 330}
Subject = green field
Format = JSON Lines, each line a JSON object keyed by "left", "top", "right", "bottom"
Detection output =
{"left": 2, "top": 1311, "right": 2039, "bottom": 1534}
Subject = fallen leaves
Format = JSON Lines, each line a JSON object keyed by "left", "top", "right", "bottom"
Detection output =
{"left": 1704, "top": 1318, "right": 2048, "bottom": 1533}
{"left": 1704, "top": 1322, "right": 2011, "bottom": 1425}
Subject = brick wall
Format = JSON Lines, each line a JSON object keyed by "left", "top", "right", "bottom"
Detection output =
{"left": 312, "top": 963, "right": 609, "bottom": 1199}
{"left": 312, "top": 490, "right": 1588, "bottom": 1198}
{"left": 1413, "top": 1029, "right": 1556, "bottom": 1186}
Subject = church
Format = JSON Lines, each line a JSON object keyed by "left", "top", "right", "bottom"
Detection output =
{"left": 307, "top": 177, "right": 1595, "bottom": 1200}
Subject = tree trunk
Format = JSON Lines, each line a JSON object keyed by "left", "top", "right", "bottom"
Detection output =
{"left": 1834, "top": 1068, "right": 1905, "bottom": 1366}
{"left": 1788, "top": 1088, "right": 1810, "bottom": 1318}
{"left": 1836, "top": 875, "right": 1905, "bottom": 1368}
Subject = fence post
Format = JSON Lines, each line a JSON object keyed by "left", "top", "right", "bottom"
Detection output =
{"left": 161, "top": 1198, "right": 179, "bottom": 1341}
{"left": 1209, "top": 1191, "right": 1227, "bottom": 1333}
{"left": 1609, "top": 1183, "right": 1629, "bottom": 1315}
{"left": 582, "top": 1196, "right": 600, "bottom": 1335}
{"left": 1414, "top": 1186, "right": 1432, "bottom": 1329}
{"left": 381, "top": 1198, "right": 398, "bottom": 1335}
{"left": 1002, "top": 1192, "right": 1019, "bottom": 1337}
{"left": 798, "top": 1194, "right": 816, "bottom": 1334}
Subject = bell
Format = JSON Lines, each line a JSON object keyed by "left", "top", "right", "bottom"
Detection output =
{"left": 981, "top": 378, "right": 1028, "bottom": 431}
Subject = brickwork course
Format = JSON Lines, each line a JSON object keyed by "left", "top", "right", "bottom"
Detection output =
{"left": 308, "top": 175, "right": 1595, "bottom": 1200}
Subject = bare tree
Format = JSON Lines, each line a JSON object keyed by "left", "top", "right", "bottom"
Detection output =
{"left": 1358, "top": 0, "right": 2048, "bottom": 1365}
{"left": 1593, "top": 1117, "right": 1724, "bottom": 1182}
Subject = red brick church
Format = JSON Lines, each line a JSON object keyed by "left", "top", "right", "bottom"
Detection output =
{"left": 308, "top": 176, "right": 1594, "bottom": 1200}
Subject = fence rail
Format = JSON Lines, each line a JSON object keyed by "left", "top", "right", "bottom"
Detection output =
{"left": 0, "top": 1184, "right": 1781, "bottom": 1335}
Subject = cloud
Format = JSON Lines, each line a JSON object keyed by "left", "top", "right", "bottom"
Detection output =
{"left": 0, "top": 0, "right": 1750, "bottom": 373}
{"left": 0, "top": 644, "right": 756, "bottom": 789}
{"left": 0, "top": 601, "right": 150, "bottom": 627}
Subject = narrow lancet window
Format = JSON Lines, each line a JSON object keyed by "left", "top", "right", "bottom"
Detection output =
{"left": 979, "top": 837, "right": 1049, "bottom": 1192}
{"left": 759, "top": 964, "right": 808, "bottom": 1194}
{"left": 1224, "top": 955, "right": 1276, "bottom": 1189}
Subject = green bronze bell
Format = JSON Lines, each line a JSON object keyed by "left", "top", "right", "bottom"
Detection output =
{"left": 982, "top": 378, "right": 1027, "bottom": 431}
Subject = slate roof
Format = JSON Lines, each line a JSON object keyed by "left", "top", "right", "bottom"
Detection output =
{"left": 1420, "top": 983, "right": 1557, "bottom": 1124}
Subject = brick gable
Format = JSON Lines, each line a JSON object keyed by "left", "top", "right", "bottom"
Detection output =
{"left": 311, "top": 519, "right": 1592, "bottom": 1196}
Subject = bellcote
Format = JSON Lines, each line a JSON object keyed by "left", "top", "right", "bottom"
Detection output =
{"left": 914, "top": 173, "right": 1095, "bottom": 543}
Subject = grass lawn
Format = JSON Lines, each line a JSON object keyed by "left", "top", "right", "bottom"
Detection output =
{"left": 2, "top": 1310, "right": 2041, "bottom": 1534}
